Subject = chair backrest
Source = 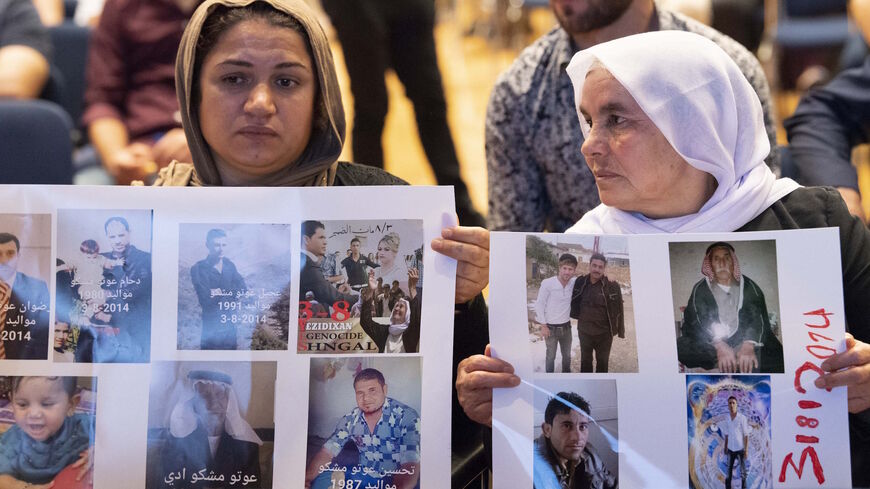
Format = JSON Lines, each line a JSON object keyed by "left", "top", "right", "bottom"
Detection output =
{"left": 775, "top": 0, "right": 851, "bottom": 47}
{"left": 0, "top": 100, "right": 74, "bottom": 184}
{"left": 48, "top": 22, "right": 91, "bottom": 129}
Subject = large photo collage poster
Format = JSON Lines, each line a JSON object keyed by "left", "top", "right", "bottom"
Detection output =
{"left": 490, "top": 229, "right": 852, "bottom": 488}
{"left": 0, "top": 185, "right": 456, "bottom": 489}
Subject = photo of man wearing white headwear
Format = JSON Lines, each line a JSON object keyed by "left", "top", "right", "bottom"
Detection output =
{"left": 146, "top": 362, "right": 276, "bottom": 488}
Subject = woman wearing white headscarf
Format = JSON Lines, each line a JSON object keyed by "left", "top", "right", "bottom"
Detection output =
{"left": 360, "top": 268, "right": 420, "bottom": 353}
{"left": 455, "top": 31, "right": 870, "bottom": 485}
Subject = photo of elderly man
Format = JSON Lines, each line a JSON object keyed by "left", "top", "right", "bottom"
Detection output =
{"left": 146, "top": 362, "right": 276, "bottom": 488}
{"left": 672, "top": 240, "right": 784, "bottom": 373}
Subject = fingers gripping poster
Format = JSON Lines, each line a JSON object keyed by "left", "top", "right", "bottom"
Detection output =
{"left": 0, "top": 185, "right": 456, "bottom": 489}
{"left": 489, "top": 229, "right": 852, "bottom": 489}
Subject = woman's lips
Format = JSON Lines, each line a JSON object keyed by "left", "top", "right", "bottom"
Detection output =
{"left": 237, "top": 126, "right": 278, "bottom": 137}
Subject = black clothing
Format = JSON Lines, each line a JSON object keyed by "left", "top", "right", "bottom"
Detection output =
{"left": 0, "top": 0, "right": 50, "bottom": 59}
{"left": 678, "top": 275, "right": 784, "bottom": 373}
{"left": 574, "top": 280, "right": 610, "bottom": 336}
{"left": 570, "top": 276, "right": 625, "bottom": 338}
{"left": 784, "top": 57, "right": 870, "bottom": 191}
{"left": 159, "top": 425, "right": 261, "bottom": 489}
{"left": 359, "top": 292, "right": 421, "bottom": 353}
{"left": 737, "top": 186, "right": 870, "bottom": 487}
{"left": 341, "top": 255, "right": 378, "bottom": 289}
{"left": 100, "top": 245, "right": 152, "bottom": 362}
{"left": 190, "top": 257, "right": 247, "bottom": 350}
{"left": 320, "top": 0, "right": 483, "bottom": 226}
{"left": 578, "top": 331, "right": 613, "bottom": 374}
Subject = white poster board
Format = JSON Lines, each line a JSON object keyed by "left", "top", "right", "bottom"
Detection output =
{"left": 490, "top": 229, "right": 850, "bottom": 488}
{"left": 0, "top": 184, "right": 456, "bottom": 489}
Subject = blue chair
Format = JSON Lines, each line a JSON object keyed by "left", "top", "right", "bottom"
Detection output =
{"left": 0, "top": 100, "right": 74, "bottom": 184}
{"left": 48, "top": 22, "right": 91, "bottom": 134}
{"left": 761, "top": 0, "right": 853, "bottom": 89}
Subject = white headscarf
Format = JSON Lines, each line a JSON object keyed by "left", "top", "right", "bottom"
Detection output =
{"left": 169, "top": 376, "right": 263, "bottom": 445}
{"left": 385, "top": 298, "right": 411, "bottom": 354}
{"left": 565, "top": 31, "right": 799, "bottom": 234}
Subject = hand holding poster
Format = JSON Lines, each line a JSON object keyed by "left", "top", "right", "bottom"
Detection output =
{"left": 0, "top": 184, "right": 457, "bottom": 488}
{"left": 490, "top": 229, "right": 853, "bottom": 488}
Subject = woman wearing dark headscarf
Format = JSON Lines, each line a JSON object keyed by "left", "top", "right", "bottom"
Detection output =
{"left": 149, "top": 0, "right": 488, "bottom": 307}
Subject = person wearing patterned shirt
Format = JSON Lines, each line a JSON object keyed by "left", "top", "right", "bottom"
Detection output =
{"left": 486, "top": 0, "right": 778, "bottom": 232}
{"left": 305, "top": 368, "right": 420, "bottom": 489}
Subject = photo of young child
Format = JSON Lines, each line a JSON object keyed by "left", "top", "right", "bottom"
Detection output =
{"left": 0, "top": 376, "right": 96, "bottom": 488}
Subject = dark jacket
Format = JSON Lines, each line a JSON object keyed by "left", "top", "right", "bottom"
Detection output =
{"left": 678, "top": 274, "right": 784, "bottom": 373}
{"left": 569, "top": 275, "right": 625, "bottom": 338}
{"left": 159, "top": 424, "right": 261, "bottom": 488}
{"left": 737, "top": 186, "right": 870, "bottom": 487}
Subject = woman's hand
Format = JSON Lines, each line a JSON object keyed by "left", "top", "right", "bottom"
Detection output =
{"left": 430, "top": 226, "right": 489, "bottom": 304}
{"left": 815, "top": 333, "right": 870, "bottom": 413}
{"left": 456, "top": 344, "right": 521, "bottom": 427}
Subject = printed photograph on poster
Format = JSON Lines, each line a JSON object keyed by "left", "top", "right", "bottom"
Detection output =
{"left": 55, "top": 210, "right": 153, "bottom": 363}
{"left": 298, "top": 220, "right": 424, "bottom": 354}
{"left": 0, "top": 214, "right": 51, "bottom": 360}
{"left": 525, "top": 235, "right": 636, "bottom": 373}
{"left": 0, "top": 375, "right": 97, "bottom": 487}
{"left": 670, "top": 240, "right": 784, "bottom": 374}
{"left": 305, "top": 356, "right": 421, "bottom": 488}
{"left": 532, "top": 379, "right": 618, "bottom": 489}
{"left": 145, "top": 361, "right": 276, "bottom": 488}
{"left": 687, "top": 375, "right": 773, "bottom": 489}
{"left": 177, "top": 224, "right": 291, "bottom": 351}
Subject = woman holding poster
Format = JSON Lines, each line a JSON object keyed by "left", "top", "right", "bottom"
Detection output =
{"left": 455, "top": 30, "right": 870, "bottom": 486}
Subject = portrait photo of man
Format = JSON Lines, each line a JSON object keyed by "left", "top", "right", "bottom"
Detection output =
{"left": 56, "top": 210, "right": 153, "bottom": 363}
{"left": 0, "top": 224, "right": 50, "bottom": 360}
{"left": 526, "top": 235, "right": 636, "bottom": 373}
{"left": 672, "top": 241, "right": 784, "bottom": 373}
{"left": 532, "top": 381, "right": 618, "bottom": 489}
{"left": 146, "top": 362, "right": 276, "bottom": 488}
{"left": 305, "top": 358, "right": 421, "bottom": 489}
{"left": 178, "top": 224, "right": 291, "bottom": 351}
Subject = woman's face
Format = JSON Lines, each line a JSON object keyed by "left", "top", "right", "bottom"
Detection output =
{"left": 579, "top": 68, "right": 715, "bottom": 219}
{"left": 198, "top": 18, "right": 316, "bottom": 183}
{"left": 377, "top": 241, "right": 396, "bottom": 266}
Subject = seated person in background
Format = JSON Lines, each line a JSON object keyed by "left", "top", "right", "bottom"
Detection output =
{"left": 455, "top": 31, "right": 870, "bottom": 485}
{"left": 0, "top": 0, "right": 50, "bottom": 99}
{"left": 80, "top": 0, "right": 196, "bottom": 184}
{"left": 677, "top": 242, "right": 784, "bottom": 373}
{"left": 162, "top": 370, "right": 262, "bottom": 488}
{"left": 784, "top": 55, "right": 870, "bottom": 223}
{"left": 31, "top": 0, "right": 62, "bottom": 26}
{"left": 0, "top": 376, "right": 94, "bottom": 488}
{"left": 486, "top": 0, "right": 778, "bottom": 233}
{"left": 360, "top": 268, "right": 420, "bottom": 353}
{"left": 534, "top": 392, "right": 616, "bottom": 489}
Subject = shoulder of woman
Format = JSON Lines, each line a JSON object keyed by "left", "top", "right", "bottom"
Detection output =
{"left": 148, "top": 161, "right": 197, "bottom": 187}
{"left": 334, "top": 161, "right": 408, "bottom": 186}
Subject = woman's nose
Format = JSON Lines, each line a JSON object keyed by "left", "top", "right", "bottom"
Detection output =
{"left": 245, "top": 83, "right": 276, "bottom": 117}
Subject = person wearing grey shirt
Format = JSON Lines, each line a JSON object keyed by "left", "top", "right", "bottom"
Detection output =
{"left": 486, "top": 0, "right": 778, "bottom": 232}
